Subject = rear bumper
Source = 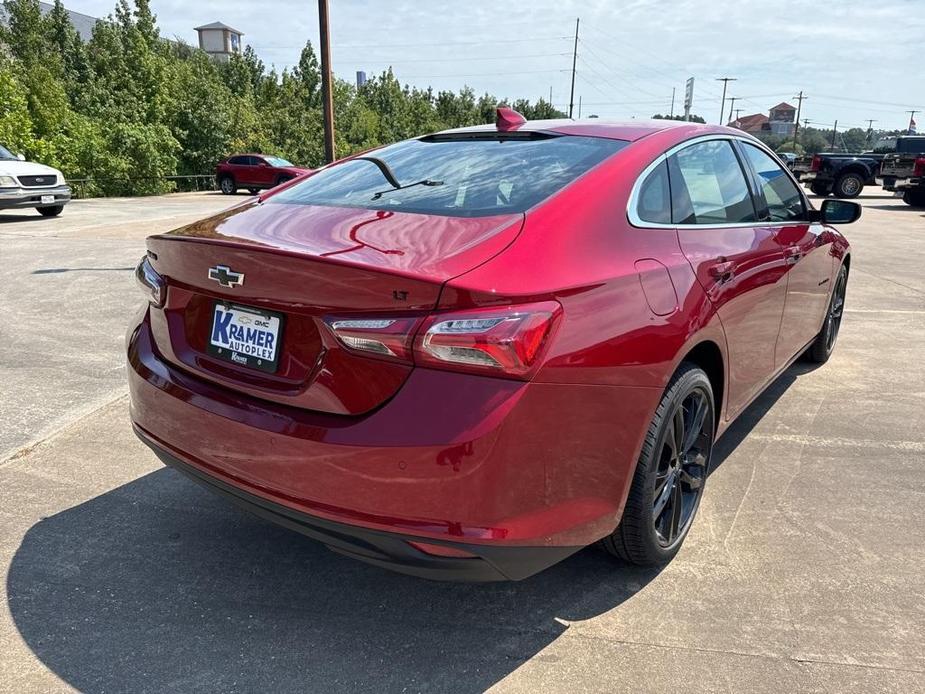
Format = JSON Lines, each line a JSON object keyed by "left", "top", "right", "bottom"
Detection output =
{"left": 0, "top": 185, "right": 71, "bottom": 209}
{"left": 137, "top": 430, "right": 579, "bottom": 581}
{"left": 894, "top": 176, "right": 922, "bottom": 192}
{"left": 127, "top": 309, "right": 659, "bottom": 579}
{"left": 798, "top": 172, "right": 831, "bottom": 184}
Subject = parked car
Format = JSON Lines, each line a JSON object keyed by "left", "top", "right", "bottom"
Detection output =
{"left": 875, "top": 136, "right": 925, "bottom": 206}
{"left": 0, "top": 144, "right": 71, "bottom": 216}
{"left": 215, "top": 154, "right": 311, "bottom": 195}
{"left": 129, "top": 111, "right": 855, "bottom": 581}
{"left": 777, "top": 151, "right": 797, "bottom": 169}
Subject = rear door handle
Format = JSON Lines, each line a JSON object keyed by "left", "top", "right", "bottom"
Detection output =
{"left": 708, "top": 258, "right": 736, "bottom": 283}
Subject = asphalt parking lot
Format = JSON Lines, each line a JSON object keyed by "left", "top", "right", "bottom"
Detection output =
{"left": 1, "top": 191, "right": 923, "bottom": 693}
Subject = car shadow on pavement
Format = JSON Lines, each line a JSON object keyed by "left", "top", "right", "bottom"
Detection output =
{"left": 7, "top": 468, "right": 659, "bottom": 693}
{"left": 6, "top": 361, "right": 814, "bottom": 693}
{"left": 0, "top": 214, "right": 51, "bottom": 223}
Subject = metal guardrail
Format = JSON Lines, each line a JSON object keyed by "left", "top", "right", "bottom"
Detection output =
{"left": 66, "top": 174, "right": 216, "bottom": 199}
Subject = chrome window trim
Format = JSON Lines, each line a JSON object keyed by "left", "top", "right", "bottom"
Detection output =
{"left": 626, "top": 133, "right": 811, "bottom": 230}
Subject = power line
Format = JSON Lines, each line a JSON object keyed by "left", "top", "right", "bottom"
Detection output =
{"left": 339, "top": 52, "right": 570, "bottom": 65}
{"left": 577, "top": 47, "right": 667, "bottom": 100}
{"left": 398, "top": 68, "right": 569, "bottom": 79}
{"left": 336, "top": 36, "right": 570, "bottom": 49}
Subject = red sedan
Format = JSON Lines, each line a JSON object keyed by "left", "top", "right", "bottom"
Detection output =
{"left": 214, "top": 154, "right": 310, "bottom": 195}
{"left": 129, "top": 110, "right": 856, "bottom": 581}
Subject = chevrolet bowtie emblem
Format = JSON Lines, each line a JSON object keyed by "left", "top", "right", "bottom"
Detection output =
{"left": 208, "top": 265, "right": 245, "bottom": 288}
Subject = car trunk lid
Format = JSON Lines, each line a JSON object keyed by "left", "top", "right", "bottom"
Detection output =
{"left": 145, "top": 201, "right": 523, "bottom": 415}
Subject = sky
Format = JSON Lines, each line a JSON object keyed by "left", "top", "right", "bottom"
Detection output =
{"left": 68, "top": 0, "right": 925, "bottom": 132}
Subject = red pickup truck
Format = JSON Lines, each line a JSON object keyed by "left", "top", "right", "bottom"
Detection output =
{"left": 215, "top": 154, "right": 311, "bottom": 195}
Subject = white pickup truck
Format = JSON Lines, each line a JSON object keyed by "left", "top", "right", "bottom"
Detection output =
{"left": 0, "top": 145, "right": 71, "bottom": 217}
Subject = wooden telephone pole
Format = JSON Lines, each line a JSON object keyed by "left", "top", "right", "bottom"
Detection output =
{"left": 568, "top": 18, "right": 579, "bottom": 118}
{"left": 318, "top": 0, "right": 335, "bottom": 163}
{"left": 715, "top": 77, "right": 736, "bottom": 124}
{"left": 791, "top": 91, "right": 806, "bottom": 151}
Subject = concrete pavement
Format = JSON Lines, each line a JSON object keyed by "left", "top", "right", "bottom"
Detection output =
{"left": 1, "top": 191, "right": 923, "bottom": 693}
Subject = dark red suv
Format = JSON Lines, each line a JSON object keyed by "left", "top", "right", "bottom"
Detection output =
{"left": 215, "top": 154, "right": 310, "bottom": 195}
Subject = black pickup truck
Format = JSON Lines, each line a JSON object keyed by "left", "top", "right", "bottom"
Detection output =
{"left": 877, "top": 137, "right": 925, "bottom": 207}
{"left": 792, "top": 136, "right": 925, "bottom": 199}
{"left": 792, "top": 151, "right": 884, "bottom": 198}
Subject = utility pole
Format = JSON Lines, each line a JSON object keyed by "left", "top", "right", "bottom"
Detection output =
{"left": 734, "top": 108, "right": 742, "bottom": 123}
{"left": 865, "top": 119, "right": 877, "bottom": 146}
{"left": 791, "top": 91, "right": 806, "bottom": 151}
{"left": 715, "top": 77, "right": 737, "bottom": 124}
{"left": 318, "top": 0, "right": 335, "bottom": 163}
{"left": 578, "top": 95, "right": 582, "bottom": 118}
{"left": 549, "top": 85, "right": 553, "bottom": 105}
{"left": 670, "top": 87, "right": 676, "bottom": 118}
{"left": 831, "top": 119, "right": 838, "bottom": 150}
{"left": 569, "top": 18, "right": 580, "bottom": 118}
{"left": 726, "top": 96, "right": 738, "bottom": 124}
{"left": 907, "top": 110, "right": 918, "bottom": 134}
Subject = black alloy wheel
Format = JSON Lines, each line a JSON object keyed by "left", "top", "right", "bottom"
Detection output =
{"left": 806, "top": 264, "right": 848, "bottom": 364}
{"left": 651, "top": 389, "right": 712, "bottom": 548}
{"left": 601, "top": 363, "right": 715, "bottom": 565}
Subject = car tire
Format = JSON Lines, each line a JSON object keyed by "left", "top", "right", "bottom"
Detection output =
{"left": 833, "top": 172, "right": 864, "bottom": 199}
{"left": 37, "top": 205, "right": 64, "bottom": 217}
{"left": 902, "top": 190, "right": 925, "bottom": 207}
{"left": 810, "top": 182, "right": 831, "bottom": 197}
{"left": 601, "top": 363, "right": 715, "bottom": 566}
{"left": 219, "top": 176, "right": 237, "bottom": 195}
{"left": 806, "top": 264, "right": 848, "bottom": 364}
{"left": 275, "top": 175, "right": 293, "bottom": 187}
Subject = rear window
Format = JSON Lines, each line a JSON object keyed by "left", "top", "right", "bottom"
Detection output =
{"left": 268, "top": 134, "right": 627, "bottom": 217}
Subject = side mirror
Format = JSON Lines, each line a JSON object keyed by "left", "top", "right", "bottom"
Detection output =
{"left": 811, "top": 199, "right": 862, "bottom": 225}
{"left": 16, "top": 153, "right": 25, "bottom": 161}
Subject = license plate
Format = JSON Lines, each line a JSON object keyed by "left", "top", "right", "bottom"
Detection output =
{"left": 207, "top": 303, "right": 283, "bottom": 373}
{"left": 40, "top": 195, "right": 55, "bottom": 204}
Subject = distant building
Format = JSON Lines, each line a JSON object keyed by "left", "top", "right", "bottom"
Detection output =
{"left": 0, "top": 1, "right": 99, "bottom": 40}
{"left": 768, "top": 102, "right": 796, "bottom": 136}
{"left": 194, "top": 21, "right": 244, "bottom": 61}
{"left": 356, "top": 71, "right": 367, "bottom": 88}
{"left": 729, "top": 101, "right": 795, "bottom": 136}
{"left": 1, "top": 4, "right": 247, "bottom": 64}
{"left": 732, "top": 113, "right": 770, "bottom": 134}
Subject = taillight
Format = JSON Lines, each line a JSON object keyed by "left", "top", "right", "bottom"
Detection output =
{"left": 135, "top": 256, "right": 165, "bottom": 307}
{"left": 323, "top": 301, "right": 562, "bottom": 379}
{"left": 810, "top": 155, "right": 823, "bottom": 172}
{"left": 324, "top": 316, "right": 422, "bottom": 363}
{"left": 415, "top": 301, "right": 561, "bottom": 379}
{"left": 914, "top": 157, "right": 925, "bottom": 177}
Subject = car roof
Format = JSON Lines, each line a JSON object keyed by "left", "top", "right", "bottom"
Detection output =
{"left": 433, "top": 118, "right": 731, "bottom": 142}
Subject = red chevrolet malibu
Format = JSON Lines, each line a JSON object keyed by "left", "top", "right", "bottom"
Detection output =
{"left": 128, "top": 110, "right": 856, "bottom": 581}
